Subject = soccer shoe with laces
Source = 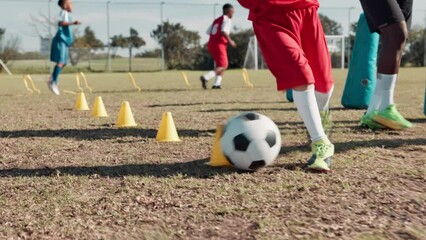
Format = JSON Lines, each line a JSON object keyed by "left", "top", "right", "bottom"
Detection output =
{"left": 373, "top": 104, "right": 413, "bottom": 130}
{"left": 307, "top": 137, "right": 334, "bottom": 173}
{"left": 199, "top": 76, "right": 207, "bottom": 90}
{"left": 48, "top": 81, "right": 60, "bottom": 95}
{"left": 361, "top": 111, "right": 385, "bottom": 130}
{"left": 212, "top": 85, "right": 222, "bottom": 89}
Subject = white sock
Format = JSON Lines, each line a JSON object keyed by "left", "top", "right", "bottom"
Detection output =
{"left": 315, "top": 84, "right": 334, "bottom": 112}
{"left": 203, "top": 71, "right": 216, "bottom": 81}
{"left": 213, "top": 75, "right": 222, "bottom": 86}
{"left": 293, "top": 87, "right": 326, "bottom": 142}
{"left": 377, "top": 73, "right": 397, "bottom": 111}
{"left": 366, "top": 83, "right": 382, "bottom": 115}
{"left": 366, "top": 73, "right": 397, "bottom": 114}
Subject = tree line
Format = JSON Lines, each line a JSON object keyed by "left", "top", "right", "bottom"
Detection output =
{"left": 1, "top": 13, "right": 425, "bottom": 72}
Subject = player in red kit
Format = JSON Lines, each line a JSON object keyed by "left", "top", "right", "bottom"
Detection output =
{"left": 238, "top": 0, "right": 335, "bottom": 172}
{"left": 200, "top": 4, "right": 237, "bottom": 90}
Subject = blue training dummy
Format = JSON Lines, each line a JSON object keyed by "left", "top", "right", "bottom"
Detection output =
{"left": 341, "top": 13, "right": 380, "bottom": 109}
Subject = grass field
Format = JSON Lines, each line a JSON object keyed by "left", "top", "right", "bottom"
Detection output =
{"left": 6, "top": 58, "right": 162, "bottom": 74}
{"left": 0, "top": 69, "right": 425, "bottom": 239}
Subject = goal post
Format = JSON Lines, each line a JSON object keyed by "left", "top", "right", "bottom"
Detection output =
{"left": 325, "top": 35, "right": 346, "bottom": 70}
{"left": 243, "top": 36, "right": 260, "bottom": 71}
{"left": 243, "top": 35, "right": 347, "bottom": 70}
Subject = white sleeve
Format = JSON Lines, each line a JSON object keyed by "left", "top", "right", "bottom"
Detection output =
{"left": 58, "top": 10, "right": 70, "bottom": 22}
{"left": 206, "top": 24, "right": 212, "bottom": 35}
{"left": 222, "top": 17, "right": 232, "bottom": 35}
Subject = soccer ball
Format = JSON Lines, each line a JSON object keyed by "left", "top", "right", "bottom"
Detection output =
{"left": 221, "top": 112, "right": 282, "bottom": 171}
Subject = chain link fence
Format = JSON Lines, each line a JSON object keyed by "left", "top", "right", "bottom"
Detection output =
{"left": 1, "top": 1, "right": 425, "bottom": 73}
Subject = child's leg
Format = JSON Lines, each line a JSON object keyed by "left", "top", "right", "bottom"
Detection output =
{"left": 213, "top": 46, "right": 228, "bottom": 87}
{"left": 201, "top": 45, "right": 227, "bottom": 89}
{"left": 202, "top": 71, "right": 216, "bottom": 80}
{"left": 51, "top": 63, "right": 64, "bottom": 84}
{"left": 364, "top": 22, "right": 407, "bottom": 115}
{"left": 50, "top": 39, "right": 68, "bottom": 85}
{"left": 203, "top": 45, "right": 227, "bottom": 80}
{"left": 375, "top": 22, "right": 407, "bottom": 111}
{"left": 253, "top": 11, "right": 326, "bottom": 142}
{"left": 315, "top": 86, "right": 334, "bottom": 112}
{"left": 253, "top": 7, "right": 333, "bottom": 172}
{"left": 213, "top": 68, "right": 225, "bottom": 87}
{"left": 293, "top": 84, "right": 326, "bottom": 142}
{"left": 360, "top": 0, "right": 413, "bottom": 129}
{"left": 301, "top": 7, "right": 334, "bottom": 112}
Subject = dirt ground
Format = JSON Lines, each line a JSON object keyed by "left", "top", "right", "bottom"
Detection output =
{"left": 0, "top": 69, "right": 425, "bottom": 239}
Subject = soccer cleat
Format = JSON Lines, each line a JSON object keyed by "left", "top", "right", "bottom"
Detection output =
{"left": 361, "top": 111, "right": 385, "bottom": 130}
{"left": 306, "top": 137, "right": 334, "bottom": 173}
{"left": 48, "top": 81, "right": 60, "bottom": 95}
{"left": 320, "top": 110, "right": 332, "bottom": 137}
{"left": 199, "top": 76, "right": 207, "bottom": 90}
{"left": 373, "top": 104, "right": 413, "bottom": 130}
{"left": 212, "top": 85, "right": 222, "bottom": 89}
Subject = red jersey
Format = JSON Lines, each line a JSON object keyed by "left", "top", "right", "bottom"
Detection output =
{"left": 238, "top": 0, "right": 319, "bottom": 20}
{"left": 207, "top": 15, "right": 232, "bottom": 46}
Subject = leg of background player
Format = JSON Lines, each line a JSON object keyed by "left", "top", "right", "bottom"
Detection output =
{"left": 368, "top": 21, "right": 413, "bottom": 129}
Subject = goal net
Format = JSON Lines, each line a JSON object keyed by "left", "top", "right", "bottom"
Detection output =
{"left": 243, "top": 35, "right": 346, "bottom": 70}
{"left": 243, "top": 36, "right": 264, "bottom": 70}
{"left": 326, "top": 35, "right": 345, "bottom": 69}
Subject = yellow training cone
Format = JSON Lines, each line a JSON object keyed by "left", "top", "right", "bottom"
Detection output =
{"left": 208, "top": 124, "right": 232, "bottom": 167}
{"left": 156, "top": 112, "right": 181, "bottom": 142}
{"left": 75, "top": 92, "right": 90, "bottom": 111}
{"left": 92, "top": 96, "right": 108, "bottom": 118}
{"left": 116, "top": 101, "right": 137, "bottom": 127}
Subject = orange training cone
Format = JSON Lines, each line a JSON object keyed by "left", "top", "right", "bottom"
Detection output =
{"left": 92, "top": 96, "right": 108, "bottom": 117}
{"left": 75, "top": 92, "right": 90, "bottom": 111}
{"left": 116, "top": 101, "right": 137, "bottom": 127}
{"left": 208, "top": 124, "right": 232, "bottom": 167}
{"left": 156, "top": 112, "right": 181, "bottom": 142}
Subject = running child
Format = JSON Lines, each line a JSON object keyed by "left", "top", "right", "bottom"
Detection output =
{"left": 48, "top": 0, "right": 81, "bottom": 95}
{"left": 238, "top": 0, "right": 335, "bottom": 172}
{"left": 200, "top": 4, "right": 237, "bottom": 90}
{"left": 360, "top": 0, "right": 413, "bottom": 130}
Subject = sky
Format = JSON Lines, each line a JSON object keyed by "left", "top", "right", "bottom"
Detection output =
{"left": 0, "top": 0, "right": 426, "bottom": 54}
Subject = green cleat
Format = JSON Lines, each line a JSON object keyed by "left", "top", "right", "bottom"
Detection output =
{"left": 320, "top": 110, "right": 333, "bottom": 137}
{"left": 373, "top": 104, "right": 413, "bottom": 130}
{"left": 361, "top": 111, "right": 385, "bottom": 130}
{"left": 307, "top": 137, "right": 335, "bottom": 173}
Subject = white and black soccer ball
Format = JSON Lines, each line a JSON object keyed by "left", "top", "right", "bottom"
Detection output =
{"left": 221, "top": 112, "right": 282, "bottom": 171}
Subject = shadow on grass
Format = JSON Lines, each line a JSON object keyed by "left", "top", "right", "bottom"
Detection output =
{"left": 276, "top": 120, "right": 366, "bottom": 132}
{"left": 277, "top": 162, "right": 306, "bottom": 171}
{"left": 198, "top": 106, "right": 355, "bottom": 113}
{"left": 280, "top": 138, "right": 426, "bottom": 154}
{"left": 0, "top": 159, "right": 236, "bottom": 178}
{"left": 0, "top": 128, "right": 215, "bottom": 140}
{"left": 199, "top": 107, "right": 297, "bottom": 113}
{"left": 408, "top": 118, "right": 426, "bottom": 123}
{"left": 93, "top": 88, "right": 190, "bottom": 94}
{"left": 276, "top": 119, "right": 362, "bottom": 126}
{"left": 148, "top": 101, "right": 284, "bottom": 108}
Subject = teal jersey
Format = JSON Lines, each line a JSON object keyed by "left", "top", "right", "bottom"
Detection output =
{"left": 55, "top": 10, "right": 73, "bottom": 46}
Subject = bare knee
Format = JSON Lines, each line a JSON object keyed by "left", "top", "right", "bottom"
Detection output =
{"left": 215, "top": 67, "right": 227, "bottom": 76}
{"left": 293, "top": 84, "right": 314, "bottom": 91}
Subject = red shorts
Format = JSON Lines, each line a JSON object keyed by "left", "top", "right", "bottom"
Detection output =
{"left": 208, "top": 42, "right": 228, "bottom": 68}
{"left": 253, "top": 6, "right": 333, "bottom": 93}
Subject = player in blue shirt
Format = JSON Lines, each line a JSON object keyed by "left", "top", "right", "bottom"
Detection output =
{"left": 48, "top": 0, "right": 81, "bottom": 95}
